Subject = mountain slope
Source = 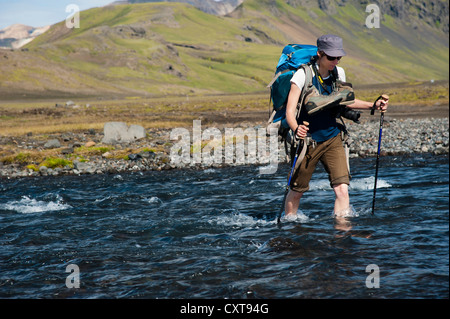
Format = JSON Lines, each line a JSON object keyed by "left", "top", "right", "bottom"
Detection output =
{"left": 1, "top": 2, "right": 285, "bottom": 98}
{"left": 233, "top": 0, "right": 449, "bottom": 83}
{"left": 0, "top": 1, "right": 448, "bottom": 99}
{"left": 125, "top": 0, "right": 244, "bottom": 16}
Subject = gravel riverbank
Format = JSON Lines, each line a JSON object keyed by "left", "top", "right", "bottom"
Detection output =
{"left": 0, "top": 117, "right": 448, "bottom": 179}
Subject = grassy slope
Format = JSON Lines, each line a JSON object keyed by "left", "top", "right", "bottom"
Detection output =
{"left": 0, "top": 1, "right": 448, "bottom": 99}
{"left": 240, "top": 0, "right": 449, "bottom": 84}
{"left": 19, "top": 3, "right": 285, "bottom": 96}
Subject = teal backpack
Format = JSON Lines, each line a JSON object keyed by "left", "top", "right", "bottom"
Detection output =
{"left": 267, "top": 44, "right": 317, "bottom": 141}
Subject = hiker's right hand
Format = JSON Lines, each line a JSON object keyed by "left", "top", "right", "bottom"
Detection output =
{"left": 295, "top": 124, "right": 309, "bottom": 139}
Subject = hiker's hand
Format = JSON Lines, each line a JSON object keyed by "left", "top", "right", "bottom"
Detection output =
{"left": 375, "top": 96, "right": 389, "bottom": 112}
{"left": 296, "top": 124, "right": 309, "bottom": 139}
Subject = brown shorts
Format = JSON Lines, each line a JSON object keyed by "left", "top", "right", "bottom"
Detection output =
{"left": 290, "top": 134, "right": 350, "bottom": 193}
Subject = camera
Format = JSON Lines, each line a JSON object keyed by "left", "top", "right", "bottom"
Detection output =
{"left": 335, "top": 106, "right": 361, "bottom": 123}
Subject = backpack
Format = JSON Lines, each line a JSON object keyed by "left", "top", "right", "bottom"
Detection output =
{"left": 267, "top": 44, "right": 317, "bottom": 149}
{"left": 267, "top": 44, "right": 355, "bottom": 174}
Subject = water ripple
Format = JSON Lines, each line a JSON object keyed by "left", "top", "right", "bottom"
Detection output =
{"left": 0, "top": 154, "right": 448, "bottom": 298}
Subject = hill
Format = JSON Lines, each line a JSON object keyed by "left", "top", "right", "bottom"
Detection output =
{"left": 125, "top": 0, "right": 244, "bottom": 15}
{"left": 0, "top": 0, "right": 448, "bottom": 99}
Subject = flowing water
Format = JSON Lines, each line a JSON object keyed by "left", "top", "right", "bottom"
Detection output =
{"left": 0, "top": 154, "right": 448, "bottom": 299}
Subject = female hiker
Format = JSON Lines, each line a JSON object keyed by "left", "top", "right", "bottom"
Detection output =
{"left": 284, "top": 34, "right": 389, "bottom": 218}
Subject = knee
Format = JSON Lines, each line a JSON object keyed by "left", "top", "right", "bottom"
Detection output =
{"left": 288, "top": 189, "right": 303, "bottom": 200}
{"left": 333, "top": 184, "right": 349, "bottom": 199}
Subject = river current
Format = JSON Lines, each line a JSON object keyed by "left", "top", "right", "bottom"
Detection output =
{"left": 0, "top": 153, "right": 448, "bottom": 299}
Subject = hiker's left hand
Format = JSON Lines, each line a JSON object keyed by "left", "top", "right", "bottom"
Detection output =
{"left": 375, "top": 96, "right": 389, "bottom": 112}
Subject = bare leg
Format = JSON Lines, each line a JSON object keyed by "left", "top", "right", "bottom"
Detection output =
{"left": 284, "top": 189, "right": 303, "bottom": 217}
{"left": 333, "top": 183, "right": 350, "bottom": 216}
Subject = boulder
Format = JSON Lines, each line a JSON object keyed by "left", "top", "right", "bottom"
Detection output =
{"left": 73, "top": 160, "right": 95, "bottom": 174}
{"left": 102, "top": 122, "right": 146, "bottom": 144}
{"left": 44, "top": 139, "right": 61, "bottom": 149}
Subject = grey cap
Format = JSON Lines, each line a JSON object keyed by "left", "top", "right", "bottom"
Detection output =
{"left": 317, "top": 34, "right": 346, "bottom": 57}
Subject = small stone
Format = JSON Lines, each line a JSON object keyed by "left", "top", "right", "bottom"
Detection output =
{"left": 61, "top": 147, "right": 74, "bottom": 155}
{"left": 128, "top": 153, "right": 140, "bottom": 161}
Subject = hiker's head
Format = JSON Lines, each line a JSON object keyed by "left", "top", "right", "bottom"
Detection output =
{"left": 317, "top": 34, "right": 346, "bottom": 69}
{"left": 317, "top": 34, "right": 346, "bottom": 57}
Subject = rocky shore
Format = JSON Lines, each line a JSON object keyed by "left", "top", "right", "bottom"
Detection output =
{"left": 0, "top": 117, "right": 448, "bottom": 179}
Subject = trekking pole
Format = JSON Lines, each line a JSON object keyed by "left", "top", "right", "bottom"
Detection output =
{"left": 371, "top": 94, "right": 389, "bottom": 215}
{"left": 277, "top": 121, "right": 309, "bottom": 224}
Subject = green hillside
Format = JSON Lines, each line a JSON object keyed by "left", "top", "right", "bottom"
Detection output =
{"left": 0, "top": 1, "right": 448, "bottom": 98}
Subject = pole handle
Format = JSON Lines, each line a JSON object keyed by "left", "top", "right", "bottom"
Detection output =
{"left": 296, "top": 121, "right": 309, "bottom": 140}
{"left": 371, "top": 94, "right": 389, "bottom": 115}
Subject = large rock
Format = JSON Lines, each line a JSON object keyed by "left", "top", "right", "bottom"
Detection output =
{"left": 102, "top": 122, "right": 146, "bottom": 144}
{"left": 44, "top": 139, "right": 61, "bottom": 149}
{"left": 73, "top": 160, "right": 95, "bottom": 174}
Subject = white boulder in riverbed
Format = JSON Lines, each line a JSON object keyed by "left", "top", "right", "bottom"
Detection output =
{"left": 102, "top": 122, "right": 146, "bottom": 144}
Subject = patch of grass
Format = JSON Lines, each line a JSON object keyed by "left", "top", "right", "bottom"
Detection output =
{"left": 13, "top": 152, "right": 32, "bottom": 164}
{"left": 69, "top": 155, "right": 88, "bottom": 163}
{"left": 39, "top": 157, "right": 73, "bottom": 169}
{"left": 26, "top": 164, "right": 39, "bottom": 172}
{"left": 139, "top": 147, "right": 156, "bottom": 153}
{"left": 74, "top": 145, "right": 115, "bottom": 156}
{"left": 1, "top": 151, "right": 44, "bottom": 166}
{"left": 1, "top": 153, "right": 26, "bottom": 165}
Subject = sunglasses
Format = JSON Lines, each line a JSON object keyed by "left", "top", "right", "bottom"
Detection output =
{"left": 325, "top": 54, "right": 342, "bottom": 61}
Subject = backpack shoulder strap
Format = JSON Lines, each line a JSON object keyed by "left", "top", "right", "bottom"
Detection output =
{"left": 332, "top": 66, "right": 339, "bottom": 80}
{"left": 288, "top": 64, "right": 313, "bottom": 158}
{"left": 295, "top": 63, "right": 314, "bottom": 120}
{"left": 303, "top": 64, "right": 314, "bottom": 90}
